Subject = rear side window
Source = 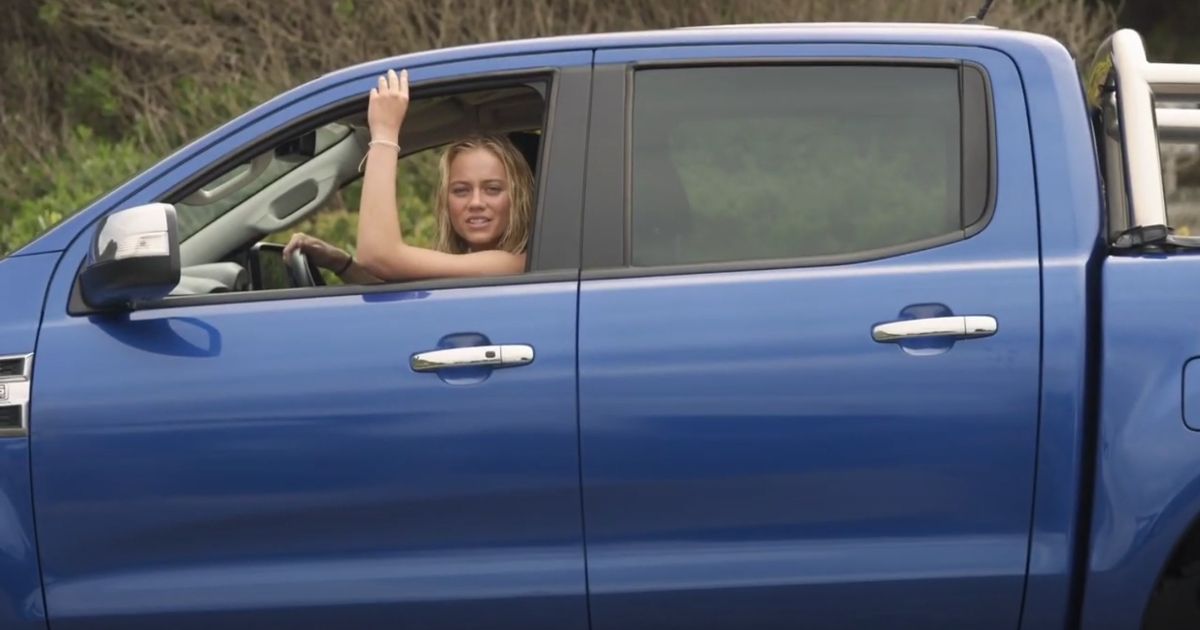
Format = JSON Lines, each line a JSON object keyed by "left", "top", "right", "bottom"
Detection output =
{"left": 629, "top": 64, "right": 992, "bottom": 267}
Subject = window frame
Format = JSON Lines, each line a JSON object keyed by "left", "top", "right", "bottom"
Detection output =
{"left": 68, "top": 64, "right": 591, "bottom": 315}
{"left": 581, "top": 57, "right": 996, "bottom": 278}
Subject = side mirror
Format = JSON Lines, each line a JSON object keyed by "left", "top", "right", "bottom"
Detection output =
{"left": 248, "top": 242, "right": 289, "bottom": 290}
{"left": 80, "top": 203, "right": 181, "bottom": 309}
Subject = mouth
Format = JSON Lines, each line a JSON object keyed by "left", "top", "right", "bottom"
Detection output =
{"left": 464, "top": 216, "right": 493, "bottom": 228}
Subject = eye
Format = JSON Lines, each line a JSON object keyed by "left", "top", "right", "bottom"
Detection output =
{"left": 451, "top": 186, "right": 469, "bottom": 196}
{"left": 485, "top": 185, "right": 503, "bottom": 195}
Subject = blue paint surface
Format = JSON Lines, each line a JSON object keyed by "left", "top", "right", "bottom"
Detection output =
{"left": 33, "top": 244, "right": 587, "bottom": 628}
{"left": 1080, "top": 255, "right": 1200, "bottom": 629}
{"left": 0, "top": 254, "right": 58, "bottom": 630}
{"left": 580, "top": 43, "right": 1042, "bottom": 629}
{"left": 1004, "top": 28, "right": 1107, "bottom": 630}
{"left": 0, "top": 253, "right": 59, "bottom": 356}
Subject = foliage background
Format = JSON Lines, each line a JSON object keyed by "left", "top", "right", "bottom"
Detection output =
{"left": 0, "top": 0, "right": 1192, "bottom": 256}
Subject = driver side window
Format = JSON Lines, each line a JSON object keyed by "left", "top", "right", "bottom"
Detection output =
{"left": 174, "top": 80, "right": 547, "bottom": 293}
{"left": 263, "top": 149, "right": 442, "bottom": 286}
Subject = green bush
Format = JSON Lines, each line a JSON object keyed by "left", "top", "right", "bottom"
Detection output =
{"left": 0, "top": 126, "right": 151, "bottom": 255}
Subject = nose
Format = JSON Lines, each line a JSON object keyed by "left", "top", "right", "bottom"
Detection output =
{"left": 468, "top": 188, "right": 485, "bottom": 209}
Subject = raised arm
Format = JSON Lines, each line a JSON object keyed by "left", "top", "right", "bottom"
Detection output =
{"left": 355, "top": 69, "right": 525, "bottom": 281}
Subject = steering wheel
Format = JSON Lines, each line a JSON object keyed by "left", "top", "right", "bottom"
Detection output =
{"left": 286, "top": 249, "right": 325, "bottom": 288}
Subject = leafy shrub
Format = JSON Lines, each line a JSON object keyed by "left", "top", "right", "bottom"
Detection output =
{"left": 0, "top": 126, "right": 150, "bottom": 254}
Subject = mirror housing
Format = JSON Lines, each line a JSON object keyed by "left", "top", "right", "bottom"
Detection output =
{"left": 248, "top": 242, "right": 289, "bottom": 290}
{"left": 275, "top": 129, "right": 317, "bottom": 158}
{"left": 80, "top": 203, "right": 181, "bottom": 309}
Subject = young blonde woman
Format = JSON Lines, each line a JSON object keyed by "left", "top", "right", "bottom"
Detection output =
{"left": 283, "top": 69, "right": 534, "bottom": 283}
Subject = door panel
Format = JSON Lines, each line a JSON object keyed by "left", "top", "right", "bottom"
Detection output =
{"left": 32, "top": 278, "right": 586, "bottom": 629}
{"left": 30, "top": 50, "right": 591, "bottom": 630}
{"left": 578, "top": 45, "right": 1040, "bottom": 629}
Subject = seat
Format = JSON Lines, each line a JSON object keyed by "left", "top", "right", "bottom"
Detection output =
{"left": 507, "top": 131, "right": 540, "bottom": 176}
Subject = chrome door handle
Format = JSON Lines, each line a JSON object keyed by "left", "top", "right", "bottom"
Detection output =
{"left": 411, "top": 344, "right": 534, "bottom": 372}
{"left": 872, "top": 316, "right": 997, "bottom": 343}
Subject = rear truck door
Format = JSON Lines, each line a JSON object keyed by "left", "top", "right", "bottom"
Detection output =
{"left": 576, "top": 44, "right": 1041, "bottom": 629}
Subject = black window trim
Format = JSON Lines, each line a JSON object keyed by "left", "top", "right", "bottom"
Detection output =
{"left": 581, "top": 56, "right": 997, "bottom": 280}
{"left": 69, "top": 64, "right": 591, "bottom": 316}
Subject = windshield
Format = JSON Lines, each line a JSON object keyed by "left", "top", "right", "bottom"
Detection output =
{"left": 0, "top": 123, "right": 353, "bottom": 257}
{"left": 175, "top": 123, "right": 352, "bottom": 241}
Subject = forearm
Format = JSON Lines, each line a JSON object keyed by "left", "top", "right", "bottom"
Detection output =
{"left": 355, "top": 143, "right": 406, "bottom": 274}
{"left": 337, "top": 259, "right": 382, "bottom": 285}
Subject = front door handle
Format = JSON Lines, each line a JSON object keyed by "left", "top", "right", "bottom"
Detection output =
{"left": 872, "top": 316, "right": 997, "bottom": 343}
{"left": 411, "top": 344, "right": 535, "bottom": 372}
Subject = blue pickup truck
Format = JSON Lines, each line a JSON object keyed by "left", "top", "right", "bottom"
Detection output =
{"left": 2, "top": 21, "right": 1200, "bottom": 630}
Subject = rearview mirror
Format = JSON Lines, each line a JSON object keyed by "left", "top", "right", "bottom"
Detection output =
{"left": 275, "top": 129, "right": 317, "bottom": 158}
{"left": 80, "top": 203, "right": 181, "bottom": 309}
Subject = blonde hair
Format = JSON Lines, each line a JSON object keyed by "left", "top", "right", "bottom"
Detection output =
{"left": 434, "top": 135, "right": 534, "bottom": 255}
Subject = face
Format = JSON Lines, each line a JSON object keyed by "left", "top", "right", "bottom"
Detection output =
{"left": 446, "top": 147, "right": 511, "bottom": 251}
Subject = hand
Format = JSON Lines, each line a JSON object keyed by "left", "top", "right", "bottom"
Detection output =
{"left": 368, "top": 69, "right": 409, "bottom": 141}
{"left": 282, "top": 233, "right": 351, "bottom": 272}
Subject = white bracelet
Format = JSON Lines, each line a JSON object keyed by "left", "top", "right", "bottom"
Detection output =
{"left": 358, "top": 140, "right": 402, "bottom": 172}
{"left": 369, "top": 139, "right": 402, "bottom": 152}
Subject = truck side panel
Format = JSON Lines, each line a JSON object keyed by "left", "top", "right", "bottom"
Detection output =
{"left": 1002, "top": 34, "right": 1106, "bottom": 630}
{"left": 0, "top": 252, "right": 58, "bottom": 629}
{"left": 1083, "top": 255, "right": 1200, "bottom": 628}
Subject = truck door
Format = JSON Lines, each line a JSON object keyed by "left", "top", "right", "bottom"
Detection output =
{"left": 28, "top": 52, "right": 592, "bottom": 629}
{"left": 577, "top": 44, "right": 1040, "bottom": 629}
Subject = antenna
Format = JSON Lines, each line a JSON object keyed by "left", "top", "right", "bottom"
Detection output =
{"left": 962, "top": 0, "right": 997, "bottom": 24}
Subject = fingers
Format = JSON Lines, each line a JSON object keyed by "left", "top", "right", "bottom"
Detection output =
{"left": 283, "top": 233, "right": 306, "bottom": 258}
{"left": 368, "top": 69, "right": 409, "bottom": 138}
{"left": 376, "top": 69, "right": 408, "bottom": 96}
